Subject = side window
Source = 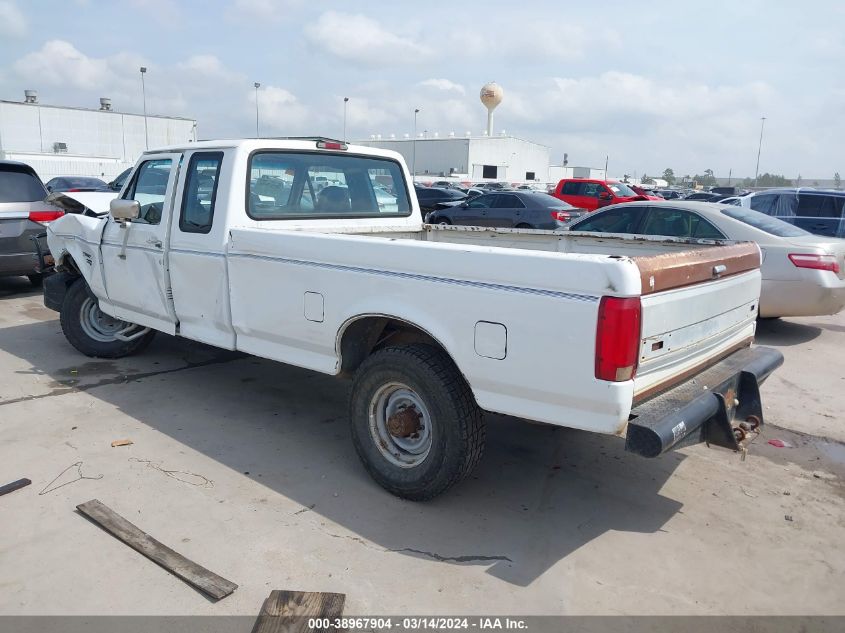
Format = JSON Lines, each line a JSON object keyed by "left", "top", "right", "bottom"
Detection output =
{"left": 690, "top": 214, "right": 726, "bottom": 239}
{"left": 571, "top": 206, "right": 641, "bottom": 233}
{"left": 797, "top": 194, "right": 842, "bottom": 219}
{"left": 583, "top": 183, "right": 600, "bottom": 197}
{"left": 749, "top": 194, "right": 776, "bottom": 214}
{"left": 468, "top": 194, "right": 495, "bottom": 208}
{"left": 640, "top": 207, "right": 693, "bottom": 237}
{"left": 494, "top": 194, "right": 525, "bottom": 208}
{"left": 124, "top": 159, "right": 172, "bottom": 225}
{"left": 180, "top": 152, "right": 223, "bottom": 234}
{"left": 561, "top": 181, "right": 583, "bottom": 195}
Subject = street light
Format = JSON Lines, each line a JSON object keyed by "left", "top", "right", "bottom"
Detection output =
{"left": 412, "top": 108, "right": 420, "bottom": 178}
{"left": 343, "top": 97, "right": 349, "bottom": 143}
{"left": 754, "top": 116, "right": 766, "bottom": 188}
{"left": 139, "top": 66, "right": 148, "bottom": 150}
{"left": 254, "top": 82, "right": 261, "bottom": 137}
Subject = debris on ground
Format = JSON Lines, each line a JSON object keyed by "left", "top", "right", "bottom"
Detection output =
{"left": 129, "top": 457, "right": 213, "bottom": 488}
{"left": 76, "top": 499, "right": 237, "bottom": 600}
{"left": 768, "top": 439, "right": 793, "bottom": 448}
{"left": 39, "top": 462, "right": 103, "bottom": 495}
{"left": 784, "top": 515, "right": 794, "bottom": 522}
{"left": 0, "top": 478, "right": 31, "bottom": 497}
{"left": 252, "top": 589, "right": 346, "bottom": 633}
{"left": 111, "top": 439, "right": 133, "bottom": 448}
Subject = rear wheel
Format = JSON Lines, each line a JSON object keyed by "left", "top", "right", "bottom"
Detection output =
{"left": 437, "top": 218, "right": 451, "bottom": 226}
{"left": 349, "top": 344, "right": 484, "bottom": 500}
{"left": 60, "top": 279, "right": 155, "bottom": 358}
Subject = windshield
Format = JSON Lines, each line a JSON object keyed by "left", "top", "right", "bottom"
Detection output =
{"left": 608, "top": 182, "right": 636, "bottom": 197}
{"left": 721, "top": 206, "right": 811, "bottom": 237}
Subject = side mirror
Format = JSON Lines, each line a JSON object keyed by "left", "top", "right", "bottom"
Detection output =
{"left": 598, "top": 191, "right": 612, "bottom": 200}
{"left": 110, "top": 199, "right": 140, "bottom": 224}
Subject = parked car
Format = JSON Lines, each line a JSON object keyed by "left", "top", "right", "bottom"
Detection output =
{"left": 108, "top": 168, "right": 132, "bottom": 192}
{"left": 567, "top": 200, "right": 845, "bottom": 318}
{"left": 426, "top": 191, "right": 583, "bottom": 229}
{"left": 414, "top": 186, "right": 466, "bottom": 213}
{"left": 44, "top": 138, "right": 781, "bottom": 499}
{"left": 550, "top": 179, "right": 650, "bottom": 211}
{"left": 684, "top": 191, "right": 724, "bottom": 202}
{"left": 733, "top": 188, "right": 845, "bottom": 238}
{"left": 0, "top": 160, "right": 64, "bottom": 285}
{"left": 45, "top": 176, "right": 111, "bottom": 193}
{"left": 656, "top": 189, "right": 684, "bottom": 200}
{"left": 629, "top": 185, "right": 663, "bottom": 200}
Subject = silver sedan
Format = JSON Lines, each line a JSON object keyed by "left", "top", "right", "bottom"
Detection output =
{"left": 567, "top": 200, "right": 845, "bottom": 318}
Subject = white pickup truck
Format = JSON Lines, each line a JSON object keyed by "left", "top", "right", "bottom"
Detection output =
{"left": 44, "top": 138, "right": 783, "bottom": 500}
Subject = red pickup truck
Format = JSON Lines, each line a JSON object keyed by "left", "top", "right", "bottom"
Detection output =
{"left": 551, "top": 178, "right": 655, "bottom": 211}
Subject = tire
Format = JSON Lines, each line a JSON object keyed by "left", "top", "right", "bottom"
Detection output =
{"left": 27, "top": 273, "right": 43, "bottom": 287}
{"left": 515, "top": 223, "right": 532, "bottom": 229}
{"left": 349, "top": 343, "right": 485, "bottom": 500}
{"left": 60, "top": 279, "right": 156, "bottom": 358}
{"left": 437, "top": 218, "right": 451, "bottom": 226}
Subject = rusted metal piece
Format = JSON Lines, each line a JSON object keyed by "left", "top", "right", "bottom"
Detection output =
{"left": 387, "top": 406, "right": 422, "bottom": 438}
{"left": 733, "top": 427, "right": 746, "bottom": 442}
{"left": 745, "top": 414, "right": 762, "bottom": 430}
{"left": 632, "top": 242, "right": 761, "bottom": 296}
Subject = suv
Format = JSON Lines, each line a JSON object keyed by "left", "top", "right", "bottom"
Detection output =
{"left": 550, "top": 179, "right": 648, "bottom": 211}
{"left": 0, "top": 161, "right": 64, "bottom": 285}
{"left": 737, "top": 188, "right": 845, "bottom": 238}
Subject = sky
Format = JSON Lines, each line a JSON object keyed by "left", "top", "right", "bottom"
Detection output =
{"left": 0, "top": 0, "right": 843, "bottom": 180}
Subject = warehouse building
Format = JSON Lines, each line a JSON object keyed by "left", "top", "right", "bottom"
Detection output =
{"left": 0, "top": 90, "right": 196, "bottom": 181}
{"left": 358, "top": 134, "right": 551, "bottom": 184}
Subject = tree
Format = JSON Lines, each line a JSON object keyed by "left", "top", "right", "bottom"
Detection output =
{"left": 642, "top": 173, "right": 654, "bottom": 184}
{"left": 835, "top": 172, "right": 842, "bottom": 190}
{"left": 661, "top": 168, "right": 675, "bottom": 185}
{"left": 692, "top": 169, "right": 717, "bottom": 187}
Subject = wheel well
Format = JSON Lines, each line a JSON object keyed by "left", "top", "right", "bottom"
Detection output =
{"left": 338, "top": 316, "right": 449, "bottom": 376}
{"left": 58, "top": 253, "right": 82, "bottom": 276}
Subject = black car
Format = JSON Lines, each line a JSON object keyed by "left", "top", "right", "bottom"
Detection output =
{"left": 684, "top": 191, "right": 725, "bottom": 202}
{"left": 45, "top": 176, "right": 110, "bottom": 193}
{"left": 108, "top": 168, "right": 132, "bottom": 192}
{"left": 746, "top": 188, "right": 845, "bottom": 238}
{"left": 656, "top": 189, "right": 683, "bottom": 200}
{"left": 414, "top": 186, "right": 467, "bottom": 213}
{"left": 427, "top": 191, "right": 583, "bottom": 230}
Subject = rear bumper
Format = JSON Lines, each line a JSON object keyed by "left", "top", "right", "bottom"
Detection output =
{"left": 626, "top": 346, "right": 784, "bottom": 458}
{"left": 0, "top": 251, "right": 40, "bottom": 276}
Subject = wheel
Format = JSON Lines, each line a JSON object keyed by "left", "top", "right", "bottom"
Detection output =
{"left": 349, "top": 343, "right": 485, "bottom": 500}
{"left": 60, "top": 279, "right": 156, "bottom": 358}
{"left": 437, "top": 218, "right": 451, "bottom": 226}
{"left": 515, "top": 223, "right": 531, "bottom": 229}
{"left": 27, "top": 273, "right": 43, "bottom": 287}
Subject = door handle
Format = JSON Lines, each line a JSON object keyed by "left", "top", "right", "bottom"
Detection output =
{"left": 146, "top": 238, "right": 163, "bottom": 249}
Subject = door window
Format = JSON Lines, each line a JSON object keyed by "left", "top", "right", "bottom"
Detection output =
{"left": 583, "top": 183, "right": 600, "bottom": 197}
{"left": 124, "top": 159, "right": 173, "bottom": 225}
{"left": 467, "top": 194, "right": 496, "bottom": 208}
{"left": 640, "top": 207, "right": 725, "bottom": 239}
{"left": 180, "top": 152, "right": 223, "bottom": 234}
{"left": 570, "top": 206, "right": 641, "bottom": 233}
{"left": 561, "top": 181, "right": 583, "bottom": 195}
{"left": 493, "top": 194, "right": 525, "bottom": 209}
{"left": 749, "top": 193, "right": 777, "bottom": 214}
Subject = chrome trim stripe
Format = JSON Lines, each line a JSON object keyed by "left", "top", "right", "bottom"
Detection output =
{"left": 229, "top": 251, "right": 598, "bottom": 303}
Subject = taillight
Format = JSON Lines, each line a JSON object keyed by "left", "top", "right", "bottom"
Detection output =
{"left": 788, "top": 253, "right": 840, "bottom": 274}
{"left": 550, "top": 210, "right": 570, "bottom": 222}
{"left": 595, "top": 296, "right": 642, "bottom": 382}
{"left": 29, "top": 210, "right": 65, "bottom": 225}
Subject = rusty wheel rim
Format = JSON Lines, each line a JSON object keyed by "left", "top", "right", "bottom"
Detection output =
{"left": 368, "top": 382, "right": 432, "bottom": 468}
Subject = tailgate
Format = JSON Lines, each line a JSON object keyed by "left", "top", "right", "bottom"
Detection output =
{"left": 632, "top": 243, "right": 761, "bottom": 401}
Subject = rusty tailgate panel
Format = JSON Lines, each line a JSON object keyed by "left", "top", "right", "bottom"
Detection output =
{"left": 633, "top": 242, "right": 760, "bottom": 295}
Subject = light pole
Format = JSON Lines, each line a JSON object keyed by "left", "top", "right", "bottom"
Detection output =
{"left": 343, "top": 97, "right": 349, "bottom": 142}
{"left": 254, "top": 82, "right": 261, "bottom": 137}
{"left": 754, "top": 116, "right": 766, "bottom": 187}
{"left": 139, "top": 67, "right": 148, "bottom": 150}
{"left": 412, "top": 108, "right": 420, "bottom": 178}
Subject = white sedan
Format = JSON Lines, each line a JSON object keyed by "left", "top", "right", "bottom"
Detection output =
{"left": 567, "top": 200, "right": 845, "bottom": 318}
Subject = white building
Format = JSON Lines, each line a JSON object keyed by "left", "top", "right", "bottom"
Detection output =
{"left": 0, "top": 91, "right": 197, "bottom": 181}
{"left": 548, "top": 165, "right": 608, "bottom": 182}
{"left": 357, "top": 134, "right": 551, "bottom": 184}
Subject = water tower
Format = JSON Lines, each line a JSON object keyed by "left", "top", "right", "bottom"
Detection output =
{"left": 479, "top": 82, "right": 503, "bottom": 137}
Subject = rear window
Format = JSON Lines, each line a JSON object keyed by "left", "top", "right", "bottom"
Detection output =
{"left": 248, "top": 151, "right": 411, "bottom": 219}
{"left": 721, "top": 207, "right": 810, "bottom": 237}
{"left": 0, "top": 166, "right": 47, "bottom": 202}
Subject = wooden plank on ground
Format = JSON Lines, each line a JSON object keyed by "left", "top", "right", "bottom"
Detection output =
{"left": 0, "top": 478, "right": 31, "bottom": 497}
{"left": 76, "top": 498, "right": 237, "bottom": 600}
{"left": 251, "top": 590, "right": 346, "bottom": 633}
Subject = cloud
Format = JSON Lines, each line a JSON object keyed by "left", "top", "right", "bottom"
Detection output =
{"left": 305, "top": 11, "right": 431, "bottom": 64}
{"left": 419, "top": 79, "right": 465, "bottom": 94}
{"left": 13, "top": 41, "right": 116, "bottom": 90}
{"left": 229, "top": 0, "right": 301, "bottom": 21}
{"left": 177, "top": 54, "right": 245, "bottom": 83}
{"left": 253, "top": 85, "right": 310, "bottom": 132}
{"left": 0, "top": 1, "right": 27, "bottom": 38}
